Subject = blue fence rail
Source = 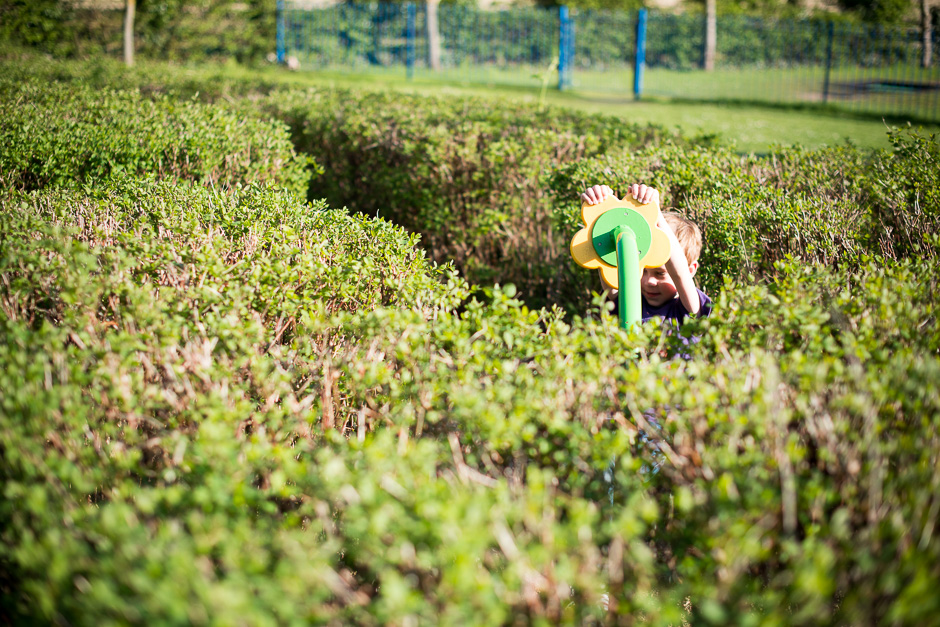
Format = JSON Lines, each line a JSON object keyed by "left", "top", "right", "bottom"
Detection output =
{"left": 279, "top": 2, "right": 940, "bottom": 122}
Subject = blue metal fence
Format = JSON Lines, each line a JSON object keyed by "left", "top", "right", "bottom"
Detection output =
{"left": 279, "top": 1, "right": 940, "bottom": 122}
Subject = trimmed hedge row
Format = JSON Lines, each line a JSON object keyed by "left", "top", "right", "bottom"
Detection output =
{"left": 549, "top": 127, "right": 940, "bottom": 300}
{"left": 0, "top": 178, "right": 465, "bottom": 624}
{"left": 250, "top": 87, "right": 707, "bottom": 309}
{"left": 0, "top": 55, "right": 701, "bottom": 309}
{"left": 3, "top": 174, "right": 939, "bottom": 624}
{"left": 2, "top": 62, "right": 940, "bottom": 625}
{"left": 6, "top": 54, "right": 938, "bottom": 316}
{"left": 0, "top": 78, "right": 312, "bottom": 195}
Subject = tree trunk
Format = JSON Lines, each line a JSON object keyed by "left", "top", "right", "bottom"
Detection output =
{"left": 427, "top": 0, "right": 442, "bottom": 71}
{"left": 124, "top": 0, "right": 136, "bottom": 67}
{"left": 922, "top": 0, "right": 933, "bottom": 68}
{"left": 703, "top": 0, "right": 716, "bottom": 71}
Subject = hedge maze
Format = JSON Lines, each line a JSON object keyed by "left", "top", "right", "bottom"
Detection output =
{"left": 1, "top": 55, "right": 939, "bottom": 625}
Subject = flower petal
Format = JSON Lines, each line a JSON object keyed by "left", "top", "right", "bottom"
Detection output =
{"left": 641, "top": 227, "right": 672, "bottom": 269}
{"left": 571, "top": 226, "right": 602, "bottom": 268}
{"left": 635, "top": 201, "right": 660, "bottom": 228}
{"left": 582, "top": 196, "right": 622, "bottom": 226}
{"left": 599, "top": 263, "right": 619, "bottom": 290}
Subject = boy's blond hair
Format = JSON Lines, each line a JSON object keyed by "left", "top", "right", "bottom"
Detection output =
{"left": 662, "top": 211, "right": 702, "bottom": 266}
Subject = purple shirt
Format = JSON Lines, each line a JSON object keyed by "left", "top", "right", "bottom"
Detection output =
{"left": 641, "top": 288, "right": 712, "bottom": 331}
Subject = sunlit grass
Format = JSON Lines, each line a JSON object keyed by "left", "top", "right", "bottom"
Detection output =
{"left": 259, "top": 62, "right": 938, "bottom": 153}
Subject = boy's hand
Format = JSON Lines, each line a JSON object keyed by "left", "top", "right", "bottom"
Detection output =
{"left": 581, "top": 184, "right": 614, "bottom": 206}
{"left": 627, "top": 183, "right": 659, "bottom": 207}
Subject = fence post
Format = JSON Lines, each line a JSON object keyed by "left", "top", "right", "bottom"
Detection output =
{"left": 276, "top": 0, "right": 286, "bottom": 64}
{"left": 822, "top": 21, "right": 834, "bottom": 104}
{"left": 634, "top": 8, "right": 647, "bottom": 100}
{"left": 559, "top": 6, "right": 571, "bottom": 90}
{"left": 406, "top": 3, "right": 416, "bottom": 79}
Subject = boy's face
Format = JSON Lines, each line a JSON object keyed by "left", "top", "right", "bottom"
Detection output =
{"left": 640, "top": 266, "right": 676, "bottom": 307}
{"left": 640, "top": 261, "right": 698, "bottom": 307}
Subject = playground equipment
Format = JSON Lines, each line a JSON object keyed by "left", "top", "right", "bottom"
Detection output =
{"left": 570, "top": 195, "right": 671, "bottom": 329}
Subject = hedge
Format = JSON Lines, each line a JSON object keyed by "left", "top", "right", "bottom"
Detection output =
{"left": 2, "top": 63, "right": 940, "bottom": 625}
{"left": 4, "top": 1, "right": 931, "bottom": 70}
{"left": 0, "top": 78, "right": 313, "bottom": 195}
{"left": 250, "top": 86, "right": 708, "bottom": 310}
{"left": 549, "top": 127, "right": 940, "bottom": 302}
{"left": 2, "top": 54, "right": 938, "bottom": 315}
{"left": 3, "top": 175, "right": 939, "bottom": 624}
{"left": 0, "top": 0, "right": 275, "bottom": 64}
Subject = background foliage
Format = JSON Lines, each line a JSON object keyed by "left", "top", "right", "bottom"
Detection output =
{"left": 0, "top": 78, "right": 312, "bottom": 194}
{"left": 0, "top": 0, "right": 275, "bottom": 63}
{"left": 1, "top": 53, "right": 940, "bottom": 625}
{"left": 1, "top": 0, "right": 931, "bottom": 67}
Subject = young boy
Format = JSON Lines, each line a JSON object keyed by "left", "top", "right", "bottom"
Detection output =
{"left": 580, "top": 183, "right": 712, "bottom": 330}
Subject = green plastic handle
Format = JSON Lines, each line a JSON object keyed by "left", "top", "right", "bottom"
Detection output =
{"left": 612, "top": 226, "right": 641, "bottom": 330}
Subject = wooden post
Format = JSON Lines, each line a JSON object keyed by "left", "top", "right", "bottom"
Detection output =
{"left": 922, "top": 0, "right": 934, "bottom": 69}
{"left": 124, "top": 0, "right": 136, "bottom": 67}
{"left": 427, "top": 0, "right": 442, "bottom": 71}
{"left": 703, "top": 0, "right": 716, "bottom": 71}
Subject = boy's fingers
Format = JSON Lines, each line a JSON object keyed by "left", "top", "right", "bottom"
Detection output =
{"left": 582, "top": 184, "right": 617, "bottom": 205}
{"left": 631, "top": 184, "right": 656, "bottom": 205}
{"left": 585, "top": 185, "right": 607, "bottom": 205}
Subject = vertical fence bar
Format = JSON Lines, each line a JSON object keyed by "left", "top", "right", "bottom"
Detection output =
{"left": 893, "top": 25, "right": 902, "bottom": 118}
{"left": 407, "top": 3, "right": 416, "bottom": 79}
{"left": 822, "top": 21, "right": 834, "bottom": 104}
{"left": 558, "top": 6, "right": 570, "bottom": 90}
{"left": 302, "top": 6, "right": 307, "bottom": 65}
{"left": 634, "top": 8, "right": 647, "bottom": 100}
{"left": 307, "top": 6, "right": 314, "bottom": 65}
{"left": 567, "top": 10, "right": 575, "bottom": 88}
{"left": 277, "top": 0, "right": 286, "bottom": 63}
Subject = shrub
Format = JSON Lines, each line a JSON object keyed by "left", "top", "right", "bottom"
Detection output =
{"left": 3, "top": 55, "right": 937, "bottom": 320}
{"left": 0, "top": 79, "right": 313, "bottom": 194}
{"left": 252, "top": 86, "right": 706, "bottom": 310}
{"left": 0, "top": 0, "right": 88, "bottom": 58}
{"left": 549, "top": 128, "right": 940, "bottom": 307}
{"left": 2, "top": 61, "right": 940, "bottom": 624}
{"left": 3, "top": 173, "right": 940, "bottom": 623}
{"left": 0, "top": 0, "right": 275, "bottom": 64}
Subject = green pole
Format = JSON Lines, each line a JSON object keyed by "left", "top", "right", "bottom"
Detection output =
{"left": 613, "top": 226, "right": 641, "bottom": 329}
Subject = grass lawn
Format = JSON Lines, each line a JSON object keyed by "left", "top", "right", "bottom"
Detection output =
{"left": 54, "top": 51, "right": 931, "bottom": 154}
{"left": 271, "top": 63, "right": 936, "bottom": 153}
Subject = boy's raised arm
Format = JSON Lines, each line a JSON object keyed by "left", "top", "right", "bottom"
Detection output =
{"left": 627, "top": 184, "right": 701, "bottom": 316}
{"left": 659, "top": 213, "right": 702, "bottom": 316}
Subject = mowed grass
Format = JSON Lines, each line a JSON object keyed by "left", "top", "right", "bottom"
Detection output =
{"left": 257, "top": 60, "right": 940, "bottom": 153}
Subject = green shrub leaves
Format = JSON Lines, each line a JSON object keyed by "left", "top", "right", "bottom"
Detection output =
{"left": 2, "top": 61, "right": 939, "bottom": 625}
{"left": 0, "top": 79, "right": 313, "bottom": 194}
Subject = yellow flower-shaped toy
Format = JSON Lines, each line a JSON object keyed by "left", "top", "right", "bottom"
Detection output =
{"left": 570, "top": 194, "right": 671, "bottom": 290}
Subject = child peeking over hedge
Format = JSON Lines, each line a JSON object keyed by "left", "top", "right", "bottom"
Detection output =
{"left": 580, "top": 183, "right": 712, "bottom": 332}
